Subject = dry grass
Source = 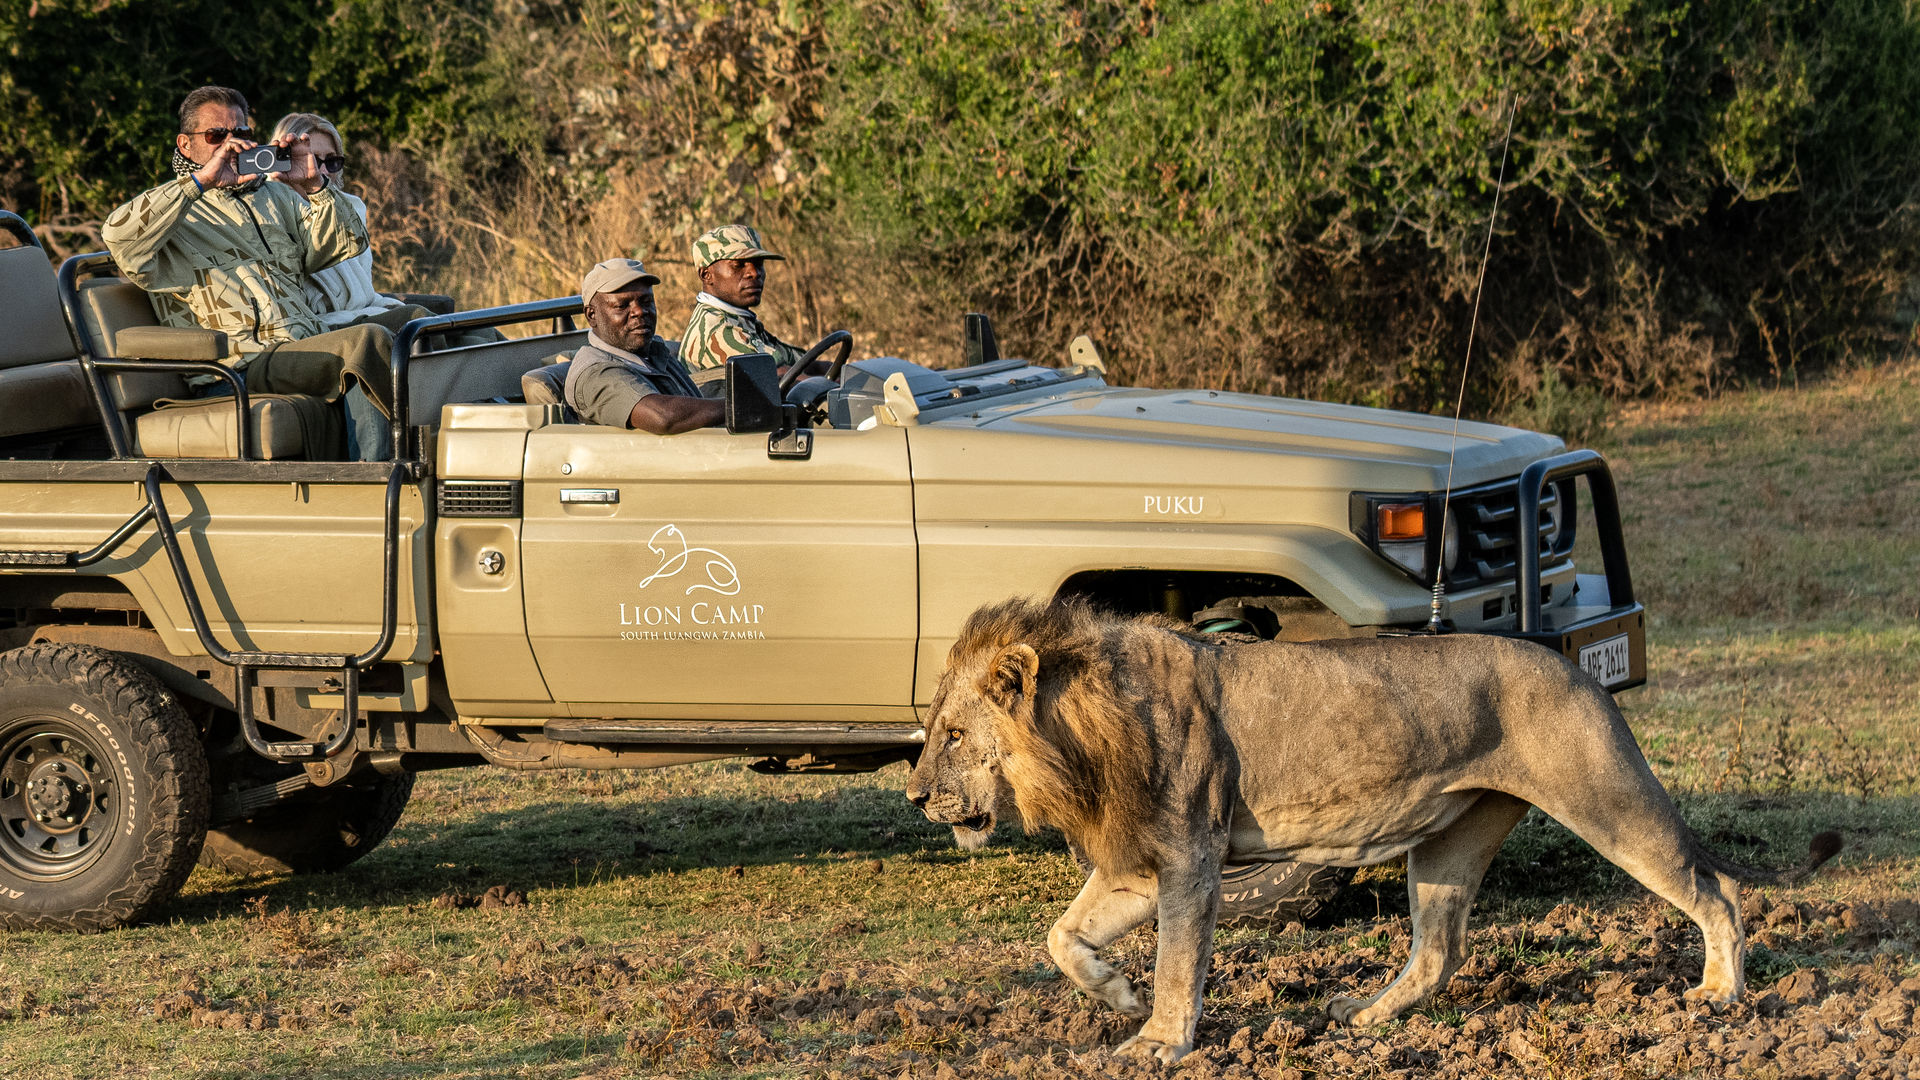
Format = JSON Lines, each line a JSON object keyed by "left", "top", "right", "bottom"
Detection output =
{"left": 2, "top": 360, "right": 1917, "bottom": 1078}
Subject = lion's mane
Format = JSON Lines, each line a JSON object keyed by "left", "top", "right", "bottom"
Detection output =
{"left": 949, "top": 596, "right": 1195, "bottom": 876}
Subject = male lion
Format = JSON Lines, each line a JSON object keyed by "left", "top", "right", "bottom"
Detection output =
{"left": 905, "top": 597, "right": 1840, "bottom": 1065}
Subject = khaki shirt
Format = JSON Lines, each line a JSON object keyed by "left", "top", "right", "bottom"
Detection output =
{"left": 680, "top": 292, "right": 805, "bottom": 380}
{"left": 102, "top": 176, "right": 368, "bottom": 364}
{"left": 564, "top": 333, "right": 702, "bottom": 427}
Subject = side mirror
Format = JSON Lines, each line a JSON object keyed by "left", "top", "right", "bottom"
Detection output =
{"left": 725, "top": 353, "right": 783, "bottom": 433}
{"left": 963, "top": 312, "right": 999, "bottom": 367}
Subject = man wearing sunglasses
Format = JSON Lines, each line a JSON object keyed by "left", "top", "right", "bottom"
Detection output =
{"left": 101, "top": 85, "right": 396, "bottom": 460}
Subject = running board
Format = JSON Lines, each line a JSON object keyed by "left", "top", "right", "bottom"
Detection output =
{"left": 543, "top": 720, "right": 925, "bottom": 747}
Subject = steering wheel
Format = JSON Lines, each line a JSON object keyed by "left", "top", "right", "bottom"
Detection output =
{"left": 779, "top": 330, "right": 854, "bottom": 393}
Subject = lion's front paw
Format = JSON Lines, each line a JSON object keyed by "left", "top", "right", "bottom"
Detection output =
{"left": 1116, "top": 1034, "right": 1192, "bottom": 1065}
{"left": 1088, "top": 972, "right": 1150, "bottom": 1018}
{"left": 1682, "top": 985, "right": 1737, "bottom": 1011}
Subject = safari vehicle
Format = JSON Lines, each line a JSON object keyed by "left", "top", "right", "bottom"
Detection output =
{"left": 0, "top": 210, "right": 1645, "bottom": 931}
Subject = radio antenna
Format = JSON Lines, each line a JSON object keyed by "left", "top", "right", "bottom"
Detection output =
{"left": 1429, "top": 92, "right": 1519, "bottom": 632}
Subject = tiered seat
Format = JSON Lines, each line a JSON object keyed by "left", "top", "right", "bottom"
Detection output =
{"left": 60, "top": 255, "right": 341, "bottom": 460}
{"left": 67, "top": 273, "right": 341, "bottom": 459}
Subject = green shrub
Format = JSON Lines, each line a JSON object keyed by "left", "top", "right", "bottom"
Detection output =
{"left": 0, "top": 0, "right": 532, "bottom": 247}
{"left": 816, "top": 0, "right": 1920, "bottom": 402}
{"left": 4, "top": 0, "right": 1913, "bottom": 404}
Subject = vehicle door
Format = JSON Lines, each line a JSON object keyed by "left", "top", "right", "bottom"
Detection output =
{"left": 517, "top": 424, "right": 918, "bottom": 718}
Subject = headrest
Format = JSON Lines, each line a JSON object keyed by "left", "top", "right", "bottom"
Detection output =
{"left": 0, "top": 245, "right": 78, "bottom": 370}
{"left": 74, "top": 276, "right": 163, "bottom": 358}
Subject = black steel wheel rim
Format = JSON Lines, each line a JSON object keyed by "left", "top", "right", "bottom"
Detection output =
{"left": 0, "top": 714, "right": 121, "bottom": 880}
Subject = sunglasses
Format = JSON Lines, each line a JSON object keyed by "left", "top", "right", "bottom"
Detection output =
{"left": 185, "top": 126, "right": 254, "bottom": 143}
{"left": 318, "top": 154, "right": 347, "bottom": 174}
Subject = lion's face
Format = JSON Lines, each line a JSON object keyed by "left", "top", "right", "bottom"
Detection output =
{"left": 905, "top": 644, "right": 1035, "bottom": 851}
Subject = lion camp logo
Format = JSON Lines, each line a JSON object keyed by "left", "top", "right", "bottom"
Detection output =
{"left": 638, "top": 524, "right": 739, "bottom": 595}
{"left": 618, "top": 524, "right": 766, "bottom": 641}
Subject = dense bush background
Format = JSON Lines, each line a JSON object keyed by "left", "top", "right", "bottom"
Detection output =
{"left": 4, "top": 0, "right": 1916, "bottom": 424}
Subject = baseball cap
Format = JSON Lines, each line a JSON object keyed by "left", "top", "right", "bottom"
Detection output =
{"left": 691, "top": 224, "right": 785, "bottom": 268}
{"left": 580, "top": 258, "right": 661, "bottom": 305}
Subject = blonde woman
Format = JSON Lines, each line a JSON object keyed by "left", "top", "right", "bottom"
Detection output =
{"left": 268, "top": 112, "right": 419, "bottom": 331}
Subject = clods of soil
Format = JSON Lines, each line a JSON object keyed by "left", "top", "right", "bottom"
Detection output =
{"left": 606, "top": 896, "right": 1917, "bottom": 1078}
{"left": 430, "top": 884, "right": 528, "bottom": 910}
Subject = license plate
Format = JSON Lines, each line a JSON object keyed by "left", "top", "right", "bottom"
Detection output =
{"left": 1579, "top": 633, "right": 1633, "bottom": 688}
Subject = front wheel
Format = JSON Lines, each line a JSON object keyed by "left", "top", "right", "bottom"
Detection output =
{"left": 0, "top": 644, "right": 210, "bottom": 931}
{"left": 1217, "top": 860, "right": 1355, "bottom": 926}
{"left": 1068, "top": 842, "right": 1353, "bottom": 927}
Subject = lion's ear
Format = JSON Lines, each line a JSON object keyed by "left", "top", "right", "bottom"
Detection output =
{"left": 984, "top": 643, "right": 1039, "bottom": 712}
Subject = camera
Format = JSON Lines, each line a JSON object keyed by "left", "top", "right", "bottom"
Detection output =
{"left": 234, "top": 143, "right": 293, "bottom": 176}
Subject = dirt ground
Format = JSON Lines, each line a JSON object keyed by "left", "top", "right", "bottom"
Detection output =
{"left": 124, "top": 886, "right": 1915, "bottom": 1078}
{"left": 629, "top": 893, "right": 1918, "bottom": 1079}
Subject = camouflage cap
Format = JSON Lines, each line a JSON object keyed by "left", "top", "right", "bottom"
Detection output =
{"left": 580, "top": 258, "right": 661, "bottom": 305}
{"left": 691, "top": 224, "right": 785, "bottom": 268}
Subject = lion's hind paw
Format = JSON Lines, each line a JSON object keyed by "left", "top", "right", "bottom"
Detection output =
{"left": 1116, "top": 1034, "right": 1192, "bottom": 1065}
{"left": 1326, "top": 994, "right": 1386, "bottom": 1026}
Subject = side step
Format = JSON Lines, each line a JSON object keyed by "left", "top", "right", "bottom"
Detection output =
{"left": 0, "top": 551, "right": 76, "bottom": 567}
{"left": 544, "top": 720, "right": 925, "bottom": 748}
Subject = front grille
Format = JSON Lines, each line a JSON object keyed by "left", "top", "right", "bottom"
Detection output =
{"left": 1447, "top": 477, "right": 1575, "bottom": 588}
{"left": 438, "top": 479, "right": 521, "bottom": 517}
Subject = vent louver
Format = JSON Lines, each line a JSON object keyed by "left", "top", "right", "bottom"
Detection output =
{"left": 438, "top": 480, "right": 521, "bottom": 517}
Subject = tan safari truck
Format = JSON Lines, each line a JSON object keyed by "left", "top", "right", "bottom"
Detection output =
{"left": 0, "top": 212, "right": 1645, "bottom": 931}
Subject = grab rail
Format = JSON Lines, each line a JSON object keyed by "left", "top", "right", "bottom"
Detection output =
{"left": 388, "top": 294, "right": 586, "bottom": 461}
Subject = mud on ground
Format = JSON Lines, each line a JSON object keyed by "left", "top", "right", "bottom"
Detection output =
{"left": 592, "top": 893, "right": 1919, "bottom": 1078}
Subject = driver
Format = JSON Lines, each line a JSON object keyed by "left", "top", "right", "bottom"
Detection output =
{"left": 679, "top": 224, "right": 810, "bottom": 390}
{"left": 565, "top": 258, "right": 724, "bottom": 434}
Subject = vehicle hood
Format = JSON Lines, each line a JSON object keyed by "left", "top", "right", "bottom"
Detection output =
{"left": 929, "top": 386, "right": 1562, "bottom": 488}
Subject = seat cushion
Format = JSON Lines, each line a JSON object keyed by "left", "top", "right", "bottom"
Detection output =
{"left": 0, "top": 360, "right": 98, "bottom": 439}
{"left": 131, "top": 394, "right": 344, "bottom": 460}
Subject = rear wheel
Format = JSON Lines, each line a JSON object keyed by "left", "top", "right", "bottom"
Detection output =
{"left": 201, "top": 772, "right": 413, "bottom": 876}
{"left": 0, "top": 644, "right": 210, "bottom": 931}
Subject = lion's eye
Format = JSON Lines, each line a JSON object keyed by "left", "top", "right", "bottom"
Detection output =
{"left": 947, "top": 729, "right": 964, "bottom": 745}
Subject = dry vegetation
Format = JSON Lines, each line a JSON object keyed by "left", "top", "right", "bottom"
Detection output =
{"left": 2, "top": 363, "right": 1917, "bottom": 1077}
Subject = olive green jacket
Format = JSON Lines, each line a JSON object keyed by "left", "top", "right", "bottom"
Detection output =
{"left": 102, "top": 176, "right": 368, "bottom": 363}
{"left": 680, "top": 292, "right": 805, "bottom": 378}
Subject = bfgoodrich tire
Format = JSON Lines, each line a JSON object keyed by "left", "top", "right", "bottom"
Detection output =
{"left": 1218, "top": 860, "right": 1355, "bottom": 927}
{"left": 0, "top": 644, "right": 210, "bottom": 931}
{"left": 200, "top": 772, "right": 413, "bottom": 876}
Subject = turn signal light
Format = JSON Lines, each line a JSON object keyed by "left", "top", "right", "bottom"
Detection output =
{"left": 1377, "top": 503, "right": 1426, "bottom": 540}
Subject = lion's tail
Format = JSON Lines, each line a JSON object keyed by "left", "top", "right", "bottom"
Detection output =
{"left": 1699, "top": 830, "right": 1843, "bottom": 886}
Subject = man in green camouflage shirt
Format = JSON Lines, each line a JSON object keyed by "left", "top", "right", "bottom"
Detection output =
{"left": 102, "top": 86, "right": 394, "bottom": 460}
{"left": 679, "top": 224, "right": 809, "bottom": 390}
